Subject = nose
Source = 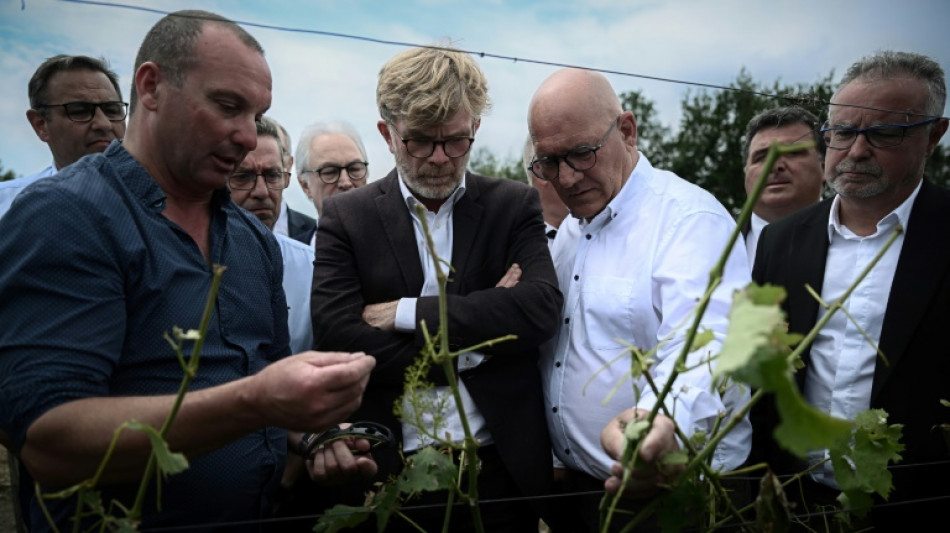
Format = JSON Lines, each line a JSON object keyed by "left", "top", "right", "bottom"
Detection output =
{"left": 89, "top": 106, "right": 113, "bottom": 131}
{"left": 846, "top": 131, "right": 873, "bottom": 159}
{"left": 427, "top": 142, "right": 451, "bottom": 164}
{"left": 250, "top": 175, "right": 270, "bottom": 198}
{"left": 337, "top": 169, "right": 355, "bottom": 190}
{"left": 556, "top": 159, "right": 583, "bottom": 188}
{"left": 234, "top": 115, "right": 259, "bottom": 153}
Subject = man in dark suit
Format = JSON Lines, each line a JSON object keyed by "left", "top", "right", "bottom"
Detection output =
{"left": 307, "top": 45, "right": 561, "bottom": 532}
{"left": 752, "top": 50, "right": 950, "bottom": 527}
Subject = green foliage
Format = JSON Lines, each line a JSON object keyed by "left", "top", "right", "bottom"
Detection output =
{"left": 467, "top": 146, "right": 526, "bottom": 183}
{"left": 125, "top": 421, "right": 189, "bottom": 477}
{"left": 620, "top": 68, "right": 835, "bottom": 213}
{"left": 925, "top": 143, "right": 950, "bottom": 188}
{"left": 830, "top": 409, "right": 904, "bottom": 517}
{"left": 0, "top": 160, "right": 18, "bottom": 182}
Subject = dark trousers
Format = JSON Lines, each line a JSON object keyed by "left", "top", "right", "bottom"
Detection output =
{"left": 546, "top": 468, "right": 659, "bottom": 533}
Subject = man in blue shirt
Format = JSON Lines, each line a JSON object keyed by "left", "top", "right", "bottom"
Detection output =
{"left": 0, "top": 10, "right": 374, "bottom": 532}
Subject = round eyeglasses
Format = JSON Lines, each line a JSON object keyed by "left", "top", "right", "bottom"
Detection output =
{"left": 301, "top": 162, "right": 369, "bottom": 184}
{"left": 36, "top": 101, "right": 128, "bottom": 123}
{"left": 388, "top": 122, "right": 475, "bottom": 159}
{"left": 529, "top": 115, "right": 620, "bottom": 181}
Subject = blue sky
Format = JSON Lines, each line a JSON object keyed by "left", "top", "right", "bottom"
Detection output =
{"left": 2, "top": 0, "right": 948, "bottom": 217}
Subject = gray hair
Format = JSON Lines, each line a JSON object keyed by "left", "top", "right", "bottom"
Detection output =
{"left": 130, "top": 10, "right": 264, "bottom": 113}
{"left": 295, "top": 120, "right": 369, "bottom": 176}
{"left": 29, "top": 55, "right": 123, "bottom": 113}
{"left": 835, "top": 50, "right": 946, "bottom": 118}
{"left": 742, "top": 105, "right": 825, "bottom": 163}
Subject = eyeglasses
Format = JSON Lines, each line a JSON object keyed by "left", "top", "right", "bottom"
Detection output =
{"left": 301, "top": 161, "right": 369, "bottom": 184}
{"left": 388, "top": 122, "right": 475, "bottom": 159}
{"left": 228, "top": 169, "right": 289, "bottom": 190}
{"left": 36, "top": 101, "right": 128, "bottom": 123}
{"left": 529, "top": 115, "right": 620, "bottom": 181}
{"left": 820, "top": 117, "right": 939, "bottom": 150}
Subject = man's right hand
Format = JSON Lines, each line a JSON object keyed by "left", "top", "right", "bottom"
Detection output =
{"left": 495, "top": 263, "right": 522, "bottom": 288}
{"left": 246, "top": 351, "right": 375, "bottom": 433}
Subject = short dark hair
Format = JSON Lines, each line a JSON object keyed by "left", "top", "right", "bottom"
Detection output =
{"left": 28, "top": 55, "right": 122, "bottom": 114}
{"left": 742, "top": 105, "right": 825, "bottom": 163}
{"left": 129, "top": 10, "right": 264, "bottom": 113}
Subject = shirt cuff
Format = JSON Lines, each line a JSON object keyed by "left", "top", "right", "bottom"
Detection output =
{"left": 395, "top": 297, "right": 417, "bottom": 332}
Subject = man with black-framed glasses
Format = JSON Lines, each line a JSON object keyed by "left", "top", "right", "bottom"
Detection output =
{"left": 294, "top": 120, "right": 370, "bottom": 246}
{"left": 529, "top": 68, "right": 752, "bottom": 532}
{"left": 751, "top": 50, "right": 950, "bottom": 528}
{"left": 0, "top": 55, "right": 126, "bottom": 218}
{"left": 307, "top": 45, "right": 561, "bottom": 532}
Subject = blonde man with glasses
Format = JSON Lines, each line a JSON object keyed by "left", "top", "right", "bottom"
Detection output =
{"left": 751, "top": 50, "right": 950, "bottom": 528}
{"left": 307, "top": 45, "right": 561, "bottom": 532}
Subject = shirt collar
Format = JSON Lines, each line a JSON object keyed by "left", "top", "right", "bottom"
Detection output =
{"left": 827, "top": 179, "right": 922, "bottom": 240}
{"left": 577, "top": 151, "right": 649, "bottom": 230}
{"left": 397, "top": 171, "right": 467, "bottom": 214}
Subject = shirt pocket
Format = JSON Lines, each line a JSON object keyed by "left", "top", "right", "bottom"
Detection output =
{"left": 578, "top": 275, "right": 638, "bottom": 351}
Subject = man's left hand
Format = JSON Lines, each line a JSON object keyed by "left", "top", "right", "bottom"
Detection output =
{"left": 362, "top": 301, "right": 399, "bottom": 331}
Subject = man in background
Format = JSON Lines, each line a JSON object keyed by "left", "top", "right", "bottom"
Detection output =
{"left": 269, "top": 117, "right": 319, "bottom": 245}
{"left": 0, "top": 54, "right": 126, "bottom": 215}
{"left": 295, "top": 120, "right": 369, "bottom": 245}
{"left": 741, "top": 105, "right": 825, "bottom": 265}
{"left": 523, "top": 134, "right": 568, "bottom": 246}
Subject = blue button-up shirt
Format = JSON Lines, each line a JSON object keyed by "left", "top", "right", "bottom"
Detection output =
{"left": 0, "top": 142, "right": 290, "bottom": 531}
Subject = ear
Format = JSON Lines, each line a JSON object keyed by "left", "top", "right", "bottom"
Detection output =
{"left": 298, "top": 173, "right": 312, "bottom": 199}
{"left": 377, "top": 120, "right": 395, "bottom": 155}
{"left": 135, "top": 62, "right": 163, "bottom": 112}
{"left": 26, "top": 108, "right": 51, "bottom": 142}
{"left": 926, "top": 118, "right": 948, "bottom": 157}
{"left": 618, "top": 111, "right": 638, "bottom": 150}
{"left": 473, "top": 118, "right": 481, "bottom": 134}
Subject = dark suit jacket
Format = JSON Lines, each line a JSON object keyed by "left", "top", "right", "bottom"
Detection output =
{"left": 286, "top": 206, "right": 316, "bottom": 245}
{"left": 311, "top": 169, "right": 562, "bottom": 506}
{"left": 751, "top": 180, "right": 950, "bottom": 522}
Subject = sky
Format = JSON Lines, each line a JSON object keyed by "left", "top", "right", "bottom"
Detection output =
{"left": 1, "top": 0, "right": 948, "bottom": 218}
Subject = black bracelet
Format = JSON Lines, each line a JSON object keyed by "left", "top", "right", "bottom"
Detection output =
{"left": 295, "top": 422, "right": 395, "bottom": 459}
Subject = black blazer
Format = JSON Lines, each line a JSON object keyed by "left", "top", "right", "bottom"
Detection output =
{"left": 312, "top": 169, "right": 562, "bottom": 505}
{"left": 286, "top": 206, "right": 316, "bottom": 245}
{"left": 751, "top": 180, "right": 950, "bottom": 522}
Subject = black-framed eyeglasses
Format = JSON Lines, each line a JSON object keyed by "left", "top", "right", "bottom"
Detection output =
{"left": 36, "top": 101, "right": 128, "bottom": 123}
{"left": 301, "top": 161, "right": 369, "bottom": 184}
{"left": 388, "top": 122, "right": 475, "bottom": 159}
{"left": 820, "top": 117, "right": 939, "bottom": 150}
{"left": 228, "top": 169, "right": 289, "bottom": 190}
{"left": 529, "top": 115, "right": 620, "bottom": 181}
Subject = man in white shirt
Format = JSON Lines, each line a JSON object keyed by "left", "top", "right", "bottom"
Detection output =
{"left": 228, "top": 117, "right": 315, "bottom": 356}
{"left": 752, "top": 50, "right": 950, "bottom": 527}
{"left": 0, "top": 55, "right": 126, "bottom": 216}
{"left": 528, "top": 68, "right": 752, "bottom": 531}
{"left": 295, "top": 120, "right": 370, "bottom": 246}
{"left": 741, "top": 106, "right": 825, "bottom": 267}
{"left": 523, "top": 134, "right": 568, "bottom": 247}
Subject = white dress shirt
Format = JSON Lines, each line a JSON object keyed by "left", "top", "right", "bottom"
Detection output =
{"left": 276, "top": 233, "right": 315, "bottom": 355}
{"left": 542, "top": 154, "right": 753, "bottom": 479}
{"left": 273, "top": 198, "right": 290, "bottom": 238}
{"left": 392, "top": 175, "right": 492, "bottom": 452}
{"left": 805, "top": 181, "right": 918, "bottom": 487}
{"left": 744, "top": 212, "right": 769, "bottom": 270}
{"left": 0, "top": 165, "right": 56, "bottom": 219}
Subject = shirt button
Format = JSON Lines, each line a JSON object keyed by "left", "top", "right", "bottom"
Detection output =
{"left": 586, "top": 234, "right": 592, "bottom": 240}
{"left": 573, "top": 274, "right": 579, "bottom": 281}
{"left": 552, "top": 406, "right": 558, "bottom": 413}
{"left": 555, "top": 361, "right": 561, "bottom": 368}
{"left": 564, "top": 449, "right": 571, "bottom": 455}
{"left": 564, "top": 317, "right": 570, "bottom": 324}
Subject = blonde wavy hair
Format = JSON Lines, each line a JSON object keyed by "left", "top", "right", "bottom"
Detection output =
{"left": 376, "top": 44, "right": 491, "bottom": 129}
